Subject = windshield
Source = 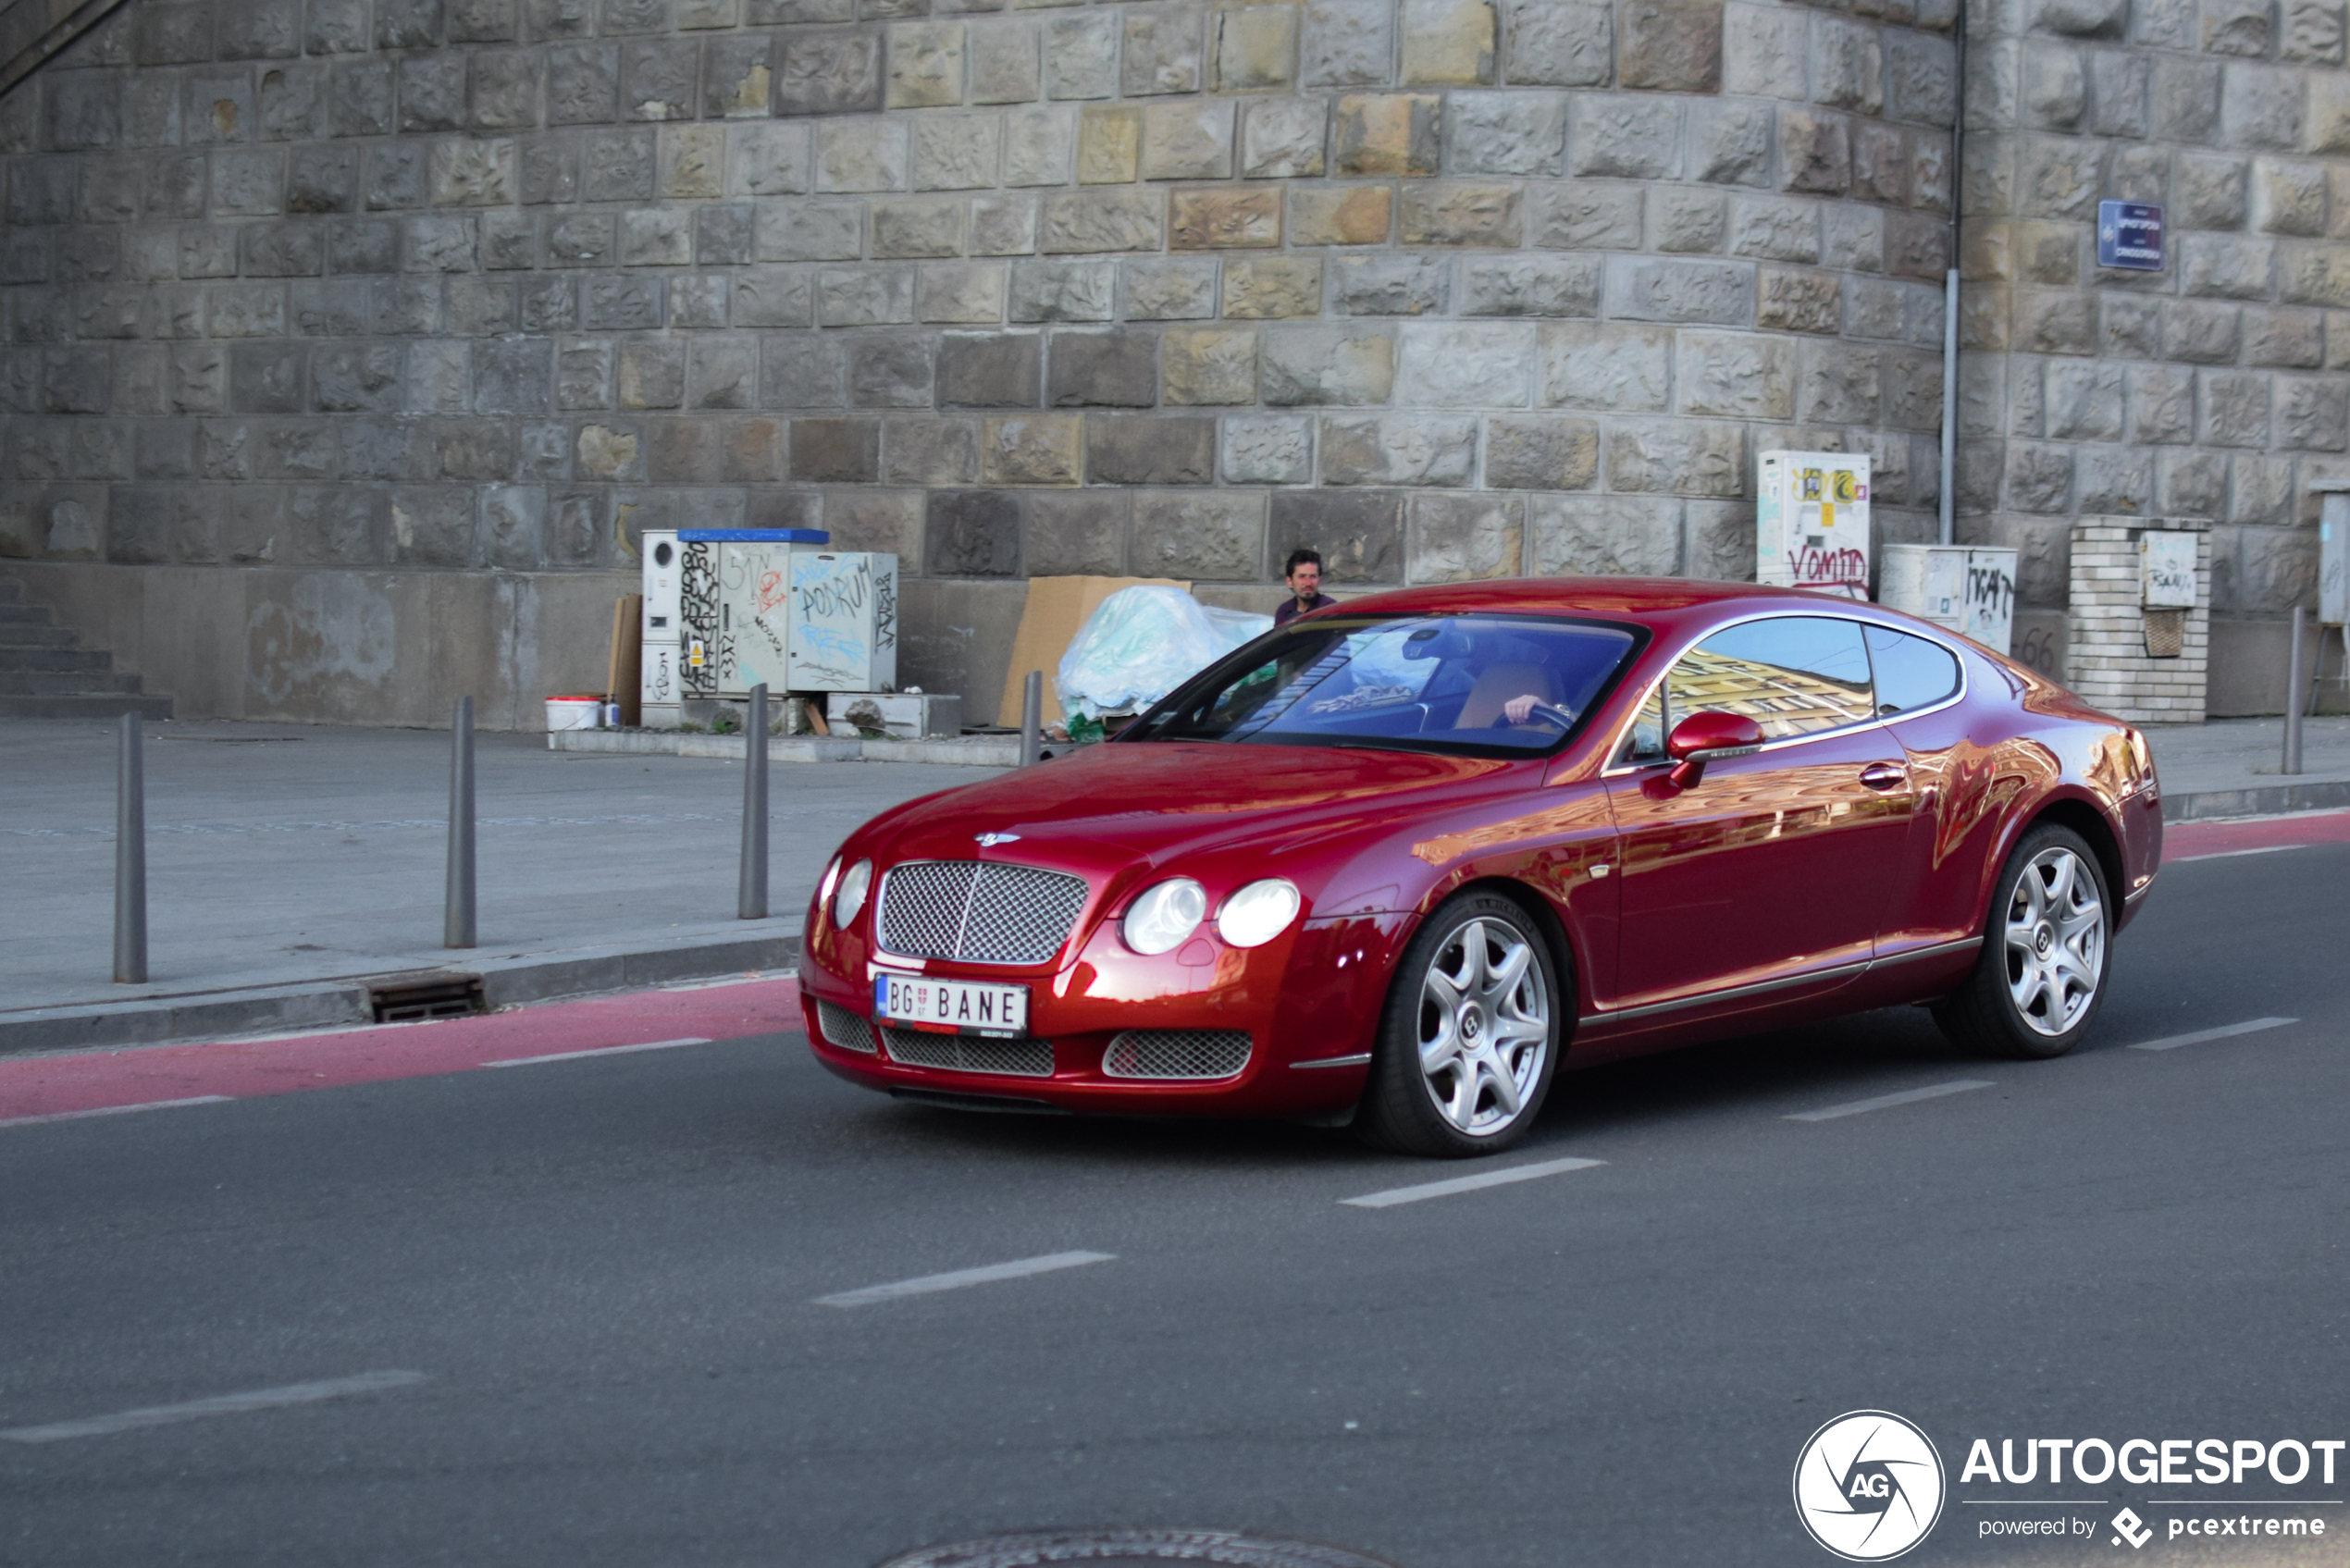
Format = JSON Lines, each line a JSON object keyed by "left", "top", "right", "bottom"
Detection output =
{"left": 1121, "top": 614, "right": 1643, "bottom": 756}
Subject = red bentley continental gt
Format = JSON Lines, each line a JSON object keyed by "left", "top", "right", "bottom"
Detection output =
{"left": 798, "top": 580, "right": 2161, "bottom": 1157}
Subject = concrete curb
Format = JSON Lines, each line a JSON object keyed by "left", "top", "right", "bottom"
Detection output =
{"left": 2162, "top": 779, "right": 2350, "bottom": 822}
{"left": 550, "top": 729, "right": 1025, "bottom": 767}
{"left": 0, "top": 931, "right": 803, "bottom": 1059}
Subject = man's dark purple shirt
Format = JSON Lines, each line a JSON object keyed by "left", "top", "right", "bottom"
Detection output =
{"left": 1274, "top": 592, "right": 1337, "bottom": 624}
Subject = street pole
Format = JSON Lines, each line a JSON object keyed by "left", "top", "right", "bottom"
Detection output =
{"left": 1020, "top": 670, "right": 1043, "bottom": 767}
{"left": 113, "top": 710, "right": 146, "bottom": 984}
{"left": 739, "top": 683, "right": 769, "bottom": 920}
{"left": 2284, "top": 607, "right": 2307, "bottom": 776}
{"left": 445, "top": 696, "right": 476, "bottom": 948}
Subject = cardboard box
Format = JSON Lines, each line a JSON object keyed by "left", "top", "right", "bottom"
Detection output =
{"left": 996, "top": 575, "right": 1189, "bottom": 727}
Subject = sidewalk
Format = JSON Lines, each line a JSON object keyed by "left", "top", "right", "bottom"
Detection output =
{"left": 1, "top": 718, "right": 1002, "bottom": 1054}
{"left": 0, "top": 712, "right": 2333, "bottom": 1057}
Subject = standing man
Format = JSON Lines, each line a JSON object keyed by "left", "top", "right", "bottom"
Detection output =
{"left": 1274, "top": 548, "right": 1337, "bottom": 624}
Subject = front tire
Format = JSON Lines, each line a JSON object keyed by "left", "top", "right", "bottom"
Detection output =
{"left": 1357, "top": 892, "right": 1563, "bottom": 1158}
{"left": 1934, "top": 823, "right": 2112, "bottom": 1060}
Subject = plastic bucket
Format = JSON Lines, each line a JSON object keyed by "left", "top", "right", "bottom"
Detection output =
{"left": 545, "top": 696, "right": 603, "bottom": 731}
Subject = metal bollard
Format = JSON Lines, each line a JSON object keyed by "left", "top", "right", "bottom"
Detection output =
{"left": 445, "top": 696, "right": 476, "bottom": 948}
{"left": 2284, "top": 606, "right": 2307, "bottom": 776}
{"left": 113, "top": 711, "right": 147, "bottom": 984}
{"left": 1020, "top": 670, "right": 1043, "bottom": 767}
{"left": 738, "top": 683, "right": 770, "bottom": 920}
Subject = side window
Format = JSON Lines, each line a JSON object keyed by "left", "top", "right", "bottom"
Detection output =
{"left": 1665, "top": 616, "right": 1875, "bottom": 741}
{"left": 1622, "top": 685, "right": 1667, "bottom": 763}
{"left": 1865, "top": 626, "right": 1962, "bottom": 716}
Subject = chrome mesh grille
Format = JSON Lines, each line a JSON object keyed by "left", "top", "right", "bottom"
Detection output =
{"left": 877, "top": 861, "right": 1089, "bottom": 964}
{"left": 816, "top": 999, "right": 877, "bottom": 1055}
{"left": 1102, "top": 1031, "right": 1253, "bottom": 1080}
{"left": 882, "top": 1029, "right": 1055, "bottom": 1078}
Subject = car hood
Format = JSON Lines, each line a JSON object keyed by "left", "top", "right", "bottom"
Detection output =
{"left": 860, "top": 740, "right": 1523, "bottom": 877}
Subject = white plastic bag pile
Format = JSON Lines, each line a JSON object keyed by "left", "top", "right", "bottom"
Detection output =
{"left": 1057, "top": 586, "right": 1274, "bottom": 722}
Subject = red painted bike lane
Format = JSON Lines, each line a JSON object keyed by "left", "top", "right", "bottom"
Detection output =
{"left": 0, "top": 977, "right": 800, "bottom": 1128}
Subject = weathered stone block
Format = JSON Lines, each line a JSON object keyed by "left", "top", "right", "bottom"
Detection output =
{"left": 1040, "top": 190, "right": 1164, "bottom": 253}
{"left": 615, "top": 339, "right": 685, "bottom": 409}
{"left": 2181, "top": 233, "right": 2276, "bottom": 299}
{"left": 1270, "top": 488, "right": 1403, "bottom": 580}
{"left": 1778, "top": 106, "right": 1849, "bottom": 193}
{"left": 1676, "top": 331, "right": 1793, "bottom": 419}
{"left": 581, "top": 127, "right": 658, "bottom": 202}
{"left": 761, "top": 336, "right": 850, "bottom": 407}
{"left": 1756, "top": 268, "right": 1840, "bottom": 334}
{"left": 820, "top": 267, "right": 916, "bottom": 326}
{"left": 620, "top": 208, "right": 692, "bottom": 266}
{"left": 1398, "top": 182, "right": 1522, "bottom": 246}
{"left": 2164, "top": 300, "right": 2241, "bottom": 362}
{"left": 1005, "top": 106, "right": 1078, "bottom": 186}
{"left": 1447, "top": 91, "right": 1566, "bottom": 177}
{"left": 937, "top": 330, "right": 1043, "bottom": 405}
{"left": 1141, "top": 102, "right": 1235, "bottom": 179}
{"left": 1010, "top": 257, "right": 1119, "bottom": 319}
{"left": 1049, "top": 330, "right": 1157, "bottom": 406}
{"left": 1172, "top": 187, "right": 1282, "bottom": 248}
{"left": 1221, "top": 414, "right": 1312, "bottom": 482}
{"left": 971, "top": 18, "right": 1042, "bottom": 103}
{"left": 560, "top": 344, "right": 615, "bottom": 413}
{"left": 1044, "top": 12, "right": 1119, "bottom": 99}
{"left": 851, "top": 339, "right": 934, "bottom": 408}
{"left": 1291, "top": 185, "right": 1391, "bottom": 245}
{"left": 873, "top": 196, "right": 968, "bottom": 258}
{"left": 2245, "top": 306, "right": 2325, "bottom": 365}
{"left": 912, "top": 114, "right": 1002, "bottom": 190}
{"left": 1259, "top": 326, "right": 1397, "bottom": 405}
{"left": 1605, "top": 419, "right": 1744, "bottom": 497}
{"left": 1405, "top": 493, "right": 1522, "bottom": 581}
{"left": 890, "top": 21, "right": 968, "bottom": 106}
{"left": 1241, "top": 97, "right": 1328, "bottom": 177}
{"left": 1651, "top": 189, "right": 1727, "bottom": 253}
{"left": 1223, "top": 256, "right": 1324, "bottom": 317}
{"left": 1126, "top": 490, "right": 1262, "bottom": 577}
{"left": 928, "top": 489, "right": 1024, "bottom": 574}
{"left": 753, "top": 200, "right": 860, "bottom": 262}
{"left": 1019, "top": 489, "right": 1126, "bottom": 574}
{"left": 1461, "top": 255, "right": 1598, "bottom": 317}
{"left": 2003, "top": 443, "right": 2074, "bottom": 512}
{"left": 1540, "top": 322, "right": 1670, "bottom": 410}
{"left": 972, "top": 196, "right": 1041, "bottom": 255}
{"left": 1396, "top": 321, "right": 1532, "bottom": 406}
{"left": 1331, "top": 254, "right": 1450, "bottom": 315}
{"left": 1570, "top": 94, "right": 1681, "bottom": 179}
{"left": 1087, "top": 415, "right": 1215, "bottom": 483}
{"left": 1483, "top": 415, "right": 1596, "bottom": 489}
{"left": 1530, "top": 183, "right": 1644, "bottom": 250}
{"left": 1606, "top": 256, "right": 1753, "bottom": 324}
{"left": 777, "top": 28, "right": 885, "bottom": 115}
{"left": 1320, "top": 414, "right": 1475, "bottom": 485}
{"left": 1528, "top": 494, "right": 1682, "bottom": 576}
{"left": 920, "top": 262, "right": 1008, "bottom": 323}
{"left": 1125, "top": 257, "right": 1219, "bottom": 318}
{"left": 1333, "top": 93, "right": 1442, "bottom": 175}
{"left": 1505, "top": 0, "right": 1608, "bottom": 85}
{"left": 1616, "top": 0, "right": 1721, "bottom": 92}
{"left": 884, "top": 417, "right": 981, "bottom": 483}
{"left": 817, "top": 117, "right": 909, "bottom": 191}
{"left": 2279, "top": 377, "right": 2350, "bottom": 449}
{"left": 2223, "top": 64, "right": 2302, "bottom": 150}
{"left": 981, "top": 414, "right": 1083, "bottom": 483}
{"left": 1727, "top": 196, "right": 1816, "bottom": 262}
{"left": 1215, "top": 5, "right": 1298, "bottom": 89}
{"left": 1304, "top": 0, "right": 1393, "bottom": 86}
{"left": 2175, "top": 154, "right": 2249, "bottom": 230}
{"left": 2124, "top": 364, "right": 2195, "bottom": 445}
{"left": 694, "top": 205, "right": 752, "bottom": 268}
{"left": 1121, "top": 8, "right": 1202, "bottom": 97}
{"left": 791, "top": 416, "right": 881, "bottom": 481}
{"left": 1401, "top": 0, "right": 1494, "bottom": 83}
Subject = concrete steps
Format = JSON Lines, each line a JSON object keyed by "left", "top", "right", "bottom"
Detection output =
{"left": 0, "top": 578, "right": 173, "bottom": 720}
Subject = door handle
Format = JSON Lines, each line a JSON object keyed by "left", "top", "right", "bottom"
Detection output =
{"left": 1859, "top": 762, "right": 1907, "bottom": 791}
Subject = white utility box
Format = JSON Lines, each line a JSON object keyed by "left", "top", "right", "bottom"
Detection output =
{"left": 639, "top": 529, "right": 686, "bottom": 728}
{"left": 2317, "top": 482, "right": 2350, "bottom": 626}
{"left": 826, "top": 691, "right": 962, "bottom": 739}
{"left": 670, "top": 528, "right": 830, "bottom": 703}
{"left": 787, "top": 551, "right": 899, "bottom": 693}
{"left": 1878, "top": 545, "right": 2021, "bottom": 653}
{"left": 1757, "top": 450, "right": 1872, "bottom": 599}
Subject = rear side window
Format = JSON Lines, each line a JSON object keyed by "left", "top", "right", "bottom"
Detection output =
{"left": 1664, "top": 616, "right": 1875, "bottom": 741}
{"left": 1865, "top": 626, "right": 1962, "bottom": 716}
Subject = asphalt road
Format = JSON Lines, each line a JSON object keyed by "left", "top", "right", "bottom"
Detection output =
{"left": 2, "top": 845, "right": 2345, "bottom": 1568}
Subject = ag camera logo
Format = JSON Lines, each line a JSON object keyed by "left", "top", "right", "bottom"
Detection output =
{"left": 1794, "top": 1411, "right": 1948, "bottom": 1561}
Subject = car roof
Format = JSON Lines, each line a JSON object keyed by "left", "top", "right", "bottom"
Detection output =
{"left": 1309, "top": 577, "right": 1870, "bottom": 629}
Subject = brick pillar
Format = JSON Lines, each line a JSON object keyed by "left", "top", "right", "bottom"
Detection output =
{"left": 2065, "top": 516, "right": 2210, "bottom": 726}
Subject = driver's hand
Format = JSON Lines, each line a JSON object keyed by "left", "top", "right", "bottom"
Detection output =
{"left": 1503, "top": 694, "right": 1540, "bottom": 723}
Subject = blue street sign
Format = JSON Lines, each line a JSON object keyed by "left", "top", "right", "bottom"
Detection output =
{"left": 2096, "top": 200, "right": 2165, "bottom": 270}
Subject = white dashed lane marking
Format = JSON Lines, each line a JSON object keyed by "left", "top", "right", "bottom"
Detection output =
{"left": 0, "top": 1096, "right": 234, "bottom": 1130}
{"left": 1786, "top": 1080, "right": 1995, "bottom": 1123}
{"left": 2127, "top": 1017, "right": 2297, "bottom": 1052}
{"left": 482, "top": 1037, "right": 711, "bottom": 1068}
{"left": 0, "top": 1371, "right": 427, "bottom": 1443}
{"left": 1340, "top": 1155, "right": 1604, "bottom": 1209}
{"left": 815, "top": 1251, "right": 1117, "bottom": 1308}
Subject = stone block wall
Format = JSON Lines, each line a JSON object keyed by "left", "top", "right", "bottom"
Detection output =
{"left": 1958, "top": 0, "right": 2350, "bottom": 695}
{"left": 0, "top": 0, "right": 1969, "bottom": 722}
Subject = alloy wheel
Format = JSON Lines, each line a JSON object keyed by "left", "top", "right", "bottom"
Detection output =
{"left": 1416, "top": 916, "right": 1552, "bottom": 1136}
{"left": 2003, "top": 846, "right": 2105, "bottom": 1036}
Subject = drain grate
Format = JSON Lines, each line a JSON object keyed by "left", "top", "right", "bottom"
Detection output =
{"left": 873, "top": 1532, "right": 1405, "bottom": 1568}
{"left": 366, "top": 972, "right": 486, "bottom": 1023}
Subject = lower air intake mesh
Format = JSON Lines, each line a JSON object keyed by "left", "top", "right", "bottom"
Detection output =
{"left": 882, "top": 1030, "right": 1055, "bottom": 1078}
{"left": 1101, "top": 1030, "right": 1253, "bottom": 1080}
{"left": 816, "top": 999, "right": 877, "bottom": 1055}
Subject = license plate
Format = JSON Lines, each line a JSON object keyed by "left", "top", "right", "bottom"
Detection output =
{"left": 873, "top": 974, "right": 1029, "bottom": 1038}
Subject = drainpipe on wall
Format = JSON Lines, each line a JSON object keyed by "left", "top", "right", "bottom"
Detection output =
{"left": 1938, "top": 0, "right": 1967, "bottom": 549}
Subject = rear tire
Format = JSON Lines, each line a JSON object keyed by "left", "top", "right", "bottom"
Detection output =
{"left": 1933, "top": 823, "right": 2111, "bottom": 1061}
{"left": 1356, "top": 892, "right": 1563, "bottom": 1158}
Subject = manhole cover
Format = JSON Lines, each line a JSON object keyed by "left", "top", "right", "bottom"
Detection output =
{"left": 874, "top": 1530, "right": 1404, "bottom": 1568}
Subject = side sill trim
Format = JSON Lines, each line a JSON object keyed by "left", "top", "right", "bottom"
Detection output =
{"left": 1873, "top": 935, "right": 1985, "bottom": 966}
{"left": 1589, "top": 935, "right": 1984, "bottom": 1025}
{"left": 1291, "top": 1052, "right": 1373, "bottom": 1069}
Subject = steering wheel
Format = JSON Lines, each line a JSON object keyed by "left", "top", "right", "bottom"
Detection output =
{"left": 1496, "top": 702, "right": 1576, "bottom": 730}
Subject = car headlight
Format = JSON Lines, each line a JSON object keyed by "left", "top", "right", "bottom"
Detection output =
{"left": 1122, "top": 877, "right": 1206, "bottom": 956}
{"left": 832, "top": 858, "right": 873, "bottom": 929}
{"left": 1217, "top": 878, "right": 1301, "bottom": 948}
{"left": 817, "top": 855, "right": 843, "bottom": 909}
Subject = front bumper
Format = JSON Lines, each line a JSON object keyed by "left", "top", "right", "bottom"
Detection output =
{"left": 798, "top": 912, "right": 1416, "bottom": 1119}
